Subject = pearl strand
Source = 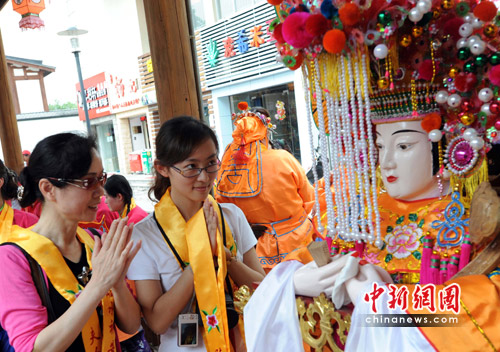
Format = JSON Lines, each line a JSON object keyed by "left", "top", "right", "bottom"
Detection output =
{"left": 346, "top": 53, "right": 363, "bottom": 241}
{"left": 314, "top": 58, "right": 336, "bottom": 238}
{"left": 353, "top": 51, "right": 373, "bottom": 242}
{"left": 338, "top": 56, "right": 358, "bottom": 241}
{"left": 327, "top": 87, "right": 345, "bottom": 236}
{"left": 361, "top": 52, "right": 382, "bottom": 247}
{"left": 302, "top": 64, "right": 322, "bottom": 231}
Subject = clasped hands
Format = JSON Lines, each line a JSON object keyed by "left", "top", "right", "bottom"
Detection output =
{"left": 293, "top": 252, "right": 393, "bottom": 308}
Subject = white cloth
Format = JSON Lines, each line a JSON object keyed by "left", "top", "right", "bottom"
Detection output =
{"left": 330, "top": 254, "right": 359, "bottom": 309}
{"left": 127, "top": 203, "right": 257, "bottom": 352}
{"left": 345, "top": 282, "right": 435, "bottom": 352}
{"left": 244, "top": 260, "right": 305, "bottom": 352}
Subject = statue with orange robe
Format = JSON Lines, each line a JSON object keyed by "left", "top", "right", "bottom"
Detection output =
{"left": 216, "top": 105, "right": 315, "bottom": 270}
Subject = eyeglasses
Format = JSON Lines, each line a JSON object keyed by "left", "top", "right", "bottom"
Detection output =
{"left": 47, "top": 172, "right": 107, "bottom": 190}
{"left": 170, "top": 161, "right": 221, "bottom": 178}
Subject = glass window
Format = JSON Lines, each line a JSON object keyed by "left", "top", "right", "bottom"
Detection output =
{"left": 190, "top": 0, "right": 206, "bottom": 30}
{"left": 216, "top": 0, "right": 235, "bottom": 20}
{"left": 229, "top": 84, "right": 301, "bottom": 163}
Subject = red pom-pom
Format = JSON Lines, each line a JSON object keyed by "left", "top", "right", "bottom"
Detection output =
{"left": 421, "top": 113, "right": 442, "bottom": 133}
{"left": 418, "top": 60, "right": 440, "bottom": 81}
{"left": 282, "top": 12, "right": 314, "bottom": 49}
{"left": 339, "top": 3, "right": 361, "bottom": 26}
{"left": 323, "top": 29, "right": 346, "bottom": 54}
{"left": 289, "top": 53, "right": 304, "bottom": 71}
{"left": 454, "top": 72, "right": 477, "bottom": 92}
{"left": 238, "top": 101, "right": 249, "bottom": 111}
{"left": 473, "top": 1, "right": 498, "bottom": 22}
{"left": 489, "top": 65, "right": 500, "bottom": 87}
{"left": 305, "top": 14, "right": 329, "bottom": 37}
{"left": 267, "top": 0, "right": 283, "bottom": 5}
{"left": 273, "top": 23, "right": 286, "bottom": 44}
{"left": 442, "top": 18, "right": 464, "bottom": 41}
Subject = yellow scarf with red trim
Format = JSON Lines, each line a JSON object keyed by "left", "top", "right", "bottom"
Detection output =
{"left": 0, "top": 202, "right": 14, "bottom": 243}
{"left": 7, "top": 226, "right": 117, "bottom": 351}
{"left": 155, "top": 189, "right": 237, "bottom": 351}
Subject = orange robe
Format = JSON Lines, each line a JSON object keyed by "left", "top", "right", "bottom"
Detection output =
{"left": 216, "top": 115, "right": 315, "bottom": 269}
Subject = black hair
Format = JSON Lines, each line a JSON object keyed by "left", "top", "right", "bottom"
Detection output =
{"left": 149, "top": 116, "right": 219, "bottom": 202}
{"left": 19, "top": 133, "right": 97, "bottom": 208}
{"left": 0, "top": 160, "right": 20, "bottom": 201}
{"left": 431, "top": 140, "right": 442, "bottom": 176}
{"left": 104, "top": 174, "right": 133, "bottom": 214}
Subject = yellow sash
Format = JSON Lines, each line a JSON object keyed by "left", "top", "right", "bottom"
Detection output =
{"left": 120, "top": 197, "right": 137, "bottom": 219}
{"left": 155, "top": 189, "right": 236, "bottom": 351}
{"left": 0, "top": 202, "right": 14, "bottom": 243}
{"left": 7, "top": 226, "right": 116, "bottom": 351}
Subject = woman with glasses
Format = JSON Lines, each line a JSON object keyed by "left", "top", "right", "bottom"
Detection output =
{"left": 127, "top": 116, "right": 265, "bottom": 351}
{"left": 0, "top": 132, "right": 142, "bottom": 351}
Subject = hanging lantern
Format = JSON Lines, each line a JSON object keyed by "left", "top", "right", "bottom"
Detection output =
{"left": 11, "top": 0, "right": 46, "bottom": 30}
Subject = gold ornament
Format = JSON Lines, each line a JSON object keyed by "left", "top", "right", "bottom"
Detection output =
{"left": 297, "top": 294, "right": 351, "bottom": 351}
{"left": 433, "top": 9, "right": 442, "bottom": 18}
{"left": 441, "top": 0, "right": 453, "bottom": 10}
{"left": 234, "top": 285, "right": 252, "bottom": 314}
{"left": 412, "top": 26, "right": 424, "bottom": 37}
{"left": 484, "top": 24, "right": 497, "bottom": 38}
{"left": 460, "top": 113, "right": 475, "bottom": 125}
{"left": 400, "top": 34, "right": 412, "bottom": 47}
{"left": 378, "top": 77, "right": 389, "bottom": 89}
{"left": 449, "top": 67, "right": 459, "bottom": 78}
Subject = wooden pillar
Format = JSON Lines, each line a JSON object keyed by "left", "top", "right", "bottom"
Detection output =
{"left": 39, "top": 72, "right": 49, "bottom": 112}
{"left": 8, "top": 66, "right": 21, "bottom": 115}
{"left": 143, "top": 0, "right": 202, "bottom": 123}
{"left": 0, "top": 29, "right": 23, "bottom": 173}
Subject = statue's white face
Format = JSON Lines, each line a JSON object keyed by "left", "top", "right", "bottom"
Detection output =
{"left": 376, "top": 120, "right": 439, "bottom": 201}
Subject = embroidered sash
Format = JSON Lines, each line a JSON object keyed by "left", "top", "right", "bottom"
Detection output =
{"left": 7, "top": 226, "right": 116, "bottom": 351}
{"left": 0, "top": 202, "right": 14, "bottom": 243}
{"left": 155, "top": 190, "right": 236, "bottom": 351}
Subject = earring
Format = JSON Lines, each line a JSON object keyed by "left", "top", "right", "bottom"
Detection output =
{"left": 436, "top": 173, "right": 444, "bottom": 199}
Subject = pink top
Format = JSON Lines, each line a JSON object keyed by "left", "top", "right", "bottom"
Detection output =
{"left": 126, "top": 205, "right": 148, "bottom": 226}
{"left": 13, "top": 209, "right": 38, "bottom": 228}
{"left": 0, "top": 245, "right": 48, "bottom": 352}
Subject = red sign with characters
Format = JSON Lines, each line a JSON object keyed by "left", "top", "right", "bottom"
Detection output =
{"left": 76, "top": 72, "right": 141, "bottom": 121}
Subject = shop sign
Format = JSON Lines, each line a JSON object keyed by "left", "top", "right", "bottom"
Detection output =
{"left": 75, "top": 72, "right": 110, "bottom": 121}
{"left": 76, "top": 72, "right": 142, "bottom": 120}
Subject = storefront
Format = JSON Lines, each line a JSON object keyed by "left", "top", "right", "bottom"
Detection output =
{"left": 76, "top": 71, "right": 152, "bottom": 174}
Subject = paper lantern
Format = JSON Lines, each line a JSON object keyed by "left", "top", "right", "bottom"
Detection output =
{"left": 11, "top": 0, "right": 46, "bottom": 30}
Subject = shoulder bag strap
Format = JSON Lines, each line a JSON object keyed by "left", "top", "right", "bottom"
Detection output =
{"left": 152, "top": 212, "right": 186, "bottom": 270}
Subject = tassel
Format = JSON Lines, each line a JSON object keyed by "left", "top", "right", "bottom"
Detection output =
{"left": 233, "top": 134, "right": 249, "bottom": 163}
{"left": 458, "top": 235, "right": 472, "bottom": 271}
{"left": 447, "top": 250, "right": 460, "bottom": 279}
{"left": 430, "top": 251, "right": 440, "bottom": 284}
{"left": 354, "top": 240, "right": 365, "bottom": 257}
{"left": 439, "top": 255, "right": 449, "bottom": 284}
{"left": 450, "top": 159, "right": 488, "bottom": 209}
{"left": 420, "top": 234, "right": 433, "bottom": 284}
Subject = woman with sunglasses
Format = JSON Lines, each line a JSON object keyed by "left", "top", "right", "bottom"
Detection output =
{"left": 0, "top": 132, "right": 142, "bottom": 352}
{"left": 104, "top": 174, "right": 148, "bottom": 227}
{"left": 127, "top": 116, "right": 265, "bottom": 351}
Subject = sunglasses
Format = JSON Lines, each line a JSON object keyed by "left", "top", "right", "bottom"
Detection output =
{"left": 48, "top": 172, "right": 107, "bottom": 190}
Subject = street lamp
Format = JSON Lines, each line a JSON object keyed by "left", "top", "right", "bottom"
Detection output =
{"left": 57, "top": 27, "right": 92, "bottom": 136}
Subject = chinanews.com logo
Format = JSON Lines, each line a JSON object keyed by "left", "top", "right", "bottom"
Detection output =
{"left": 360, "top": 282, "right": 463, "bottom": 328}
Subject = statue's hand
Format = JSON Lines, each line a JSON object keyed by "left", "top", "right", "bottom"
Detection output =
{"left": 345, "top": 263, "right": 393, "bottom": 305}
{"left": 293, "top": 254, "right": 352, "bottom": 297}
